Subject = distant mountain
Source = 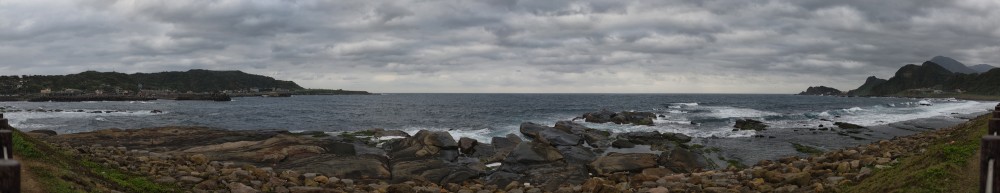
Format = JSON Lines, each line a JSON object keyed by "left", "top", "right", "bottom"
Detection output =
{"left": 0, "top": 69, "right": 304, "bottom": 94}
{"left": 797, "top": 86, "right": 844, "bottom": 96}
{"left": 970, "top": 64, "right": 997, "bottom": 73}
{"left": 846, "top": 76, "right": 887, "bottom": 96}
{"left": 929, "top": 56, "right": 978, "bottom": 74}
{"left": 867, "top": 61, "right": 954, "bottom": 96}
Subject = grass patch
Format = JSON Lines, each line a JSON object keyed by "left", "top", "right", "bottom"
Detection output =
{"left": 10, "top": 129, "right": 177, "bottom": 192}
{"left": 80, "top": 160, "right": 177, "bottom": 193}
{"left": 30, "top": 166, "right": 81, "bottom": 193}
{"left": 941, "top": 143, "right": 977, "bottom": 165}
{"left": 790, "top": 143, "right": 824, "bottom": 155}
{"left": 12, "top": 131, "right": 43, "bottom": 159}
{"left": 839, "top": 115, "right": 988, "bottom": 193}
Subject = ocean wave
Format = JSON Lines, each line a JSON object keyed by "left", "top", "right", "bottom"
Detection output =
{"left": 401, "top": 127, "right": 512, "bottom": 144}
{"left": 834, "top": 100, "right": 995, "bottom": 126}
{"left": 703, "top": 106, "right": 780, "bottom": 118}
{"left": 3, "top": 110, "right": 163, "bottom": 130}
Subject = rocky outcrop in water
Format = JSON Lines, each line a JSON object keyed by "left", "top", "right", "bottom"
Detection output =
{"left": 734, "top": 119, "right": 768, "bottom": 131}
{"left": 581, "top": 109, "right": 657, "bottom": 126}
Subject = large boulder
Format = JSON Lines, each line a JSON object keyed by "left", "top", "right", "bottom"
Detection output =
{"left": 583, "top": 109, "right": 617, "bottom": 123}
{"left": 504, "top": 141, "right": 565, "bottom": 164}
{"left": 615, "top": 131, "right": 688, "bottom": 151}
{"left": 663, "top": 132, "right": 692, "bottom": 143}
{"left": 734, "top": 119, "right": 768, "bottom": 131}
{"left": 556, "top": 145, "right": 597, "bottom": 165}
{"left": 521, "top": 164, "right": 590, "bottom": 191}
{"left": 390, "top": 159, "right": 480, "bottom": 184}
{"left": 481, "top": 134, "right": 522, "bottom": 163}
{"left": 554, "top": 121, "right": 612, "bottom": 148}
{"left": 519, "top": 122, "right": 583, "bottom": 146}
{"left": 387, "top": 130, "right": 459, "bottom": 161}
{"left": 588, "top": 153, "right": 658, "bottom": 176}
{"left": 458, "top": 137, "right": 478, "bottom": 155}
{"left": 282, "top": 155, "right": 391, "bottom": 179}
{"left": 658, "top": 148, "right": 711, "bottom": 173}
{"left": 554, "top": 121, "right": 589, "bottom": 134}
{"left": 413, "top": 130, "right": 458, "bottom": 149}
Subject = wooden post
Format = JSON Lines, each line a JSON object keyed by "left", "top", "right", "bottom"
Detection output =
{"left": 992, "top": 119, "right": 1000, "bottom": 136}
{"left": 0, "top": 130, "right": 10, "bottom": 160}
{"left": 0, "top": 159, "right": 19, "bottom": 193}
{"left": 0, "top": 118, "right": 8, "bottom": 131}
{"left": 983, "top": 136, "right": 1000, "bottom": 193}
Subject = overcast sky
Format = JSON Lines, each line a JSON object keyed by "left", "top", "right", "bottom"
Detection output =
{"left": 2, "top": 0, "right": 999, "bottom": 93}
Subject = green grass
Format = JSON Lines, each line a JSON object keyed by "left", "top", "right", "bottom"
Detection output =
{"left": 10, "top": 129, "right": 177, "bottom": 192}
{"left": 80, "top": 160, "right": 177, "bottom": 193}
{"left": 30, "top": 166, "right": 82, "bottom": 193}
{"left": 12, "top": 131, "right": 43, "bottom": 159}
{"left": 840, "top": 115, "right": 988, "bottom": 193}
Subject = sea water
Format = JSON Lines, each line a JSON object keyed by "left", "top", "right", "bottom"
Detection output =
{"left": 0, "top": 94, "right": 994, "bottom": 142}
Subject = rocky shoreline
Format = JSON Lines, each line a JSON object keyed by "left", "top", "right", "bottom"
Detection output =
{"left": 24, "top": 111, "right": 989, "bottom": 193}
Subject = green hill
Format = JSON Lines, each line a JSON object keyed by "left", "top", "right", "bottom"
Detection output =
{"left": 847, "top": 76, "right": 888, "bottom": 96}
{"left": 868, "top": 61, "right": 954, "bottom": 96}
{"left": 845, "top": 59, "right": 1000, "bottom": 98}
{"left": 0, "top": 70, "right": 303, "bottom": 94}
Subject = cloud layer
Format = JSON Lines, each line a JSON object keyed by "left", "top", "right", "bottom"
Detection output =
{"left": 2, "top": 0, "right": 999, "bottom": 93}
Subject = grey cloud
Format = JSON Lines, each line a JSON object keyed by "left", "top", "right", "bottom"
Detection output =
{"left": 1, "top": 0, "right": 998, "bottom": 93}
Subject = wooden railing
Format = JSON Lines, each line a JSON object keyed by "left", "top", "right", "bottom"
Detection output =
{"left": 0, "top": 113, "right": 20, "bottom": 193}
{"left": 982, "top": 104, "right": 1000, "bottom": 193}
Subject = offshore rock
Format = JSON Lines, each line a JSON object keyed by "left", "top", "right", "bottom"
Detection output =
{"left": 734, "top": 119, "right": 768, "bottom": 131}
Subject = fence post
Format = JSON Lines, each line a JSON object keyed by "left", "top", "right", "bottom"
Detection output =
{"left": 0, "top": 159, "right": 19, "bottom": 193}
{"left": 991, "top": 119, "right": 1000, "bottom": 136}
{"left": 983, "top": 136, "right": 1000, "bottom": 193}
{"left": 0, "top": 130, "right": 10, "bottom": 160}
{"left": 0, "top": 115, "right": 9, "bottom": 131}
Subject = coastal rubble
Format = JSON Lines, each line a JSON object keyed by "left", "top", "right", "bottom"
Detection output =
{"left": 38, "top": 114, "right": 977, "bottom": 192}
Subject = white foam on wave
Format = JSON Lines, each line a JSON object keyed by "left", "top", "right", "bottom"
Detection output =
{"left": 828, "top": 100, "right": 997, "bottom": 126}
{"left": 3, "top": 110, "right": 164, "bottom": 130}
{"left": 703, "top": 106, "right": 780, "bottom": 118}
{"left": 580, "top": 120, "right": 755, "bottom": 138}
{"left": 667, "top": 102, "right": 699, "bottom": 109}
{"left": 401, "top": 127, "right": 513, "bottom": 144}
{"left": 653, "top": 117, "right": 692, "bottom": 125}
{"left": 666, "top": 110, "right": 686, "bottom": 114}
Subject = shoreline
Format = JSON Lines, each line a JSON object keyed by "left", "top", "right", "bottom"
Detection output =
{"left": 17, "top": 110, "right": 994, "bottom": 192}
